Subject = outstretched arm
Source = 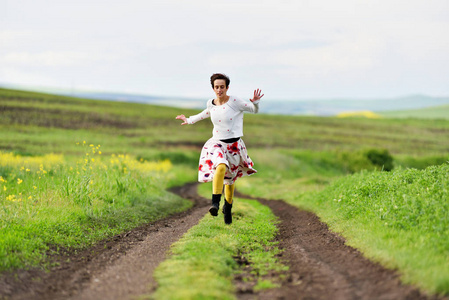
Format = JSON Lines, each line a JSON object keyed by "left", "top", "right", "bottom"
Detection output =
{"left": 176, "top": 114, "right": 188, "bottom": 125}
{"left": 176, "top": 107, "right": 211, "bottom": 125}
{"left": 249, "top": 89, "right": 264, "bottom": 102}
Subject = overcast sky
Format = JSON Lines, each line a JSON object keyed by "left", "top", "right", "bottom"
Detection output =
{"left": 1, "top": 0, "right": 448, "bottom": 100}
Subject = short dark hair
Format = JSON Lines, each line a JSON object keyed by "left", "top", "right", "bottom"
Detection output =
{"left": 210, "top": 73, "right": 230, "bottom": 88}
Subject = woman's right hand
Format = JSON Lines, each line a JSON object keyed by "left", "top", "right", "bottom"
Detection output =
{"left": 176, "top": 114, "right": 188, "bottom": 125}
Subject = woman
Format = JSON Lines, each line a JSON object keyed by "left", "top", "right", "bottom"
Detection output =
{"left": 176, "top": 73, "right": 264, "bottom": 224}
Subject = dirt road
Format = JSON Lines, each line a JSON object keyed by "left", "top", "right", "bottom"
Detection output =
{"left": 0, "top": 183, "right": 445, "bottom": 300}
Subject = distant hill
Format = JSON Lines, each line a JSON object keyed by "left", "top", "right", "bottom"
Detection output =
{"left": 1, "top": 83, "right": 449, "bottom": 116}
{"left": 379, "top": 104, "right": 449, "bottom": 119}
{"left": 44, "top": 91, "right": 449, "bottom": 117}
{"left": 260, "top": 95, "right": 449, "bottom": 116}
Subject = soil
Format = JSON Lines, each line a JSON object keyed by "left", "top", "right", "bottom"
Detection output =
{"left": 0, "top": 183, "right": 446, "bottom": 300}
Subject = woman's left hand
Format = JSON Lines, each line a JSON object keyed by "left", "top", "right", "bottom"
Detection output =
{"left": 250, "top": 89, "right": 264, "bottom": 102}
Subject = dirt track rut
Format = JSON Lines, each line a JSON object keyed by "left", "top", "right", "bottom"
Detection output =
{"left": 0, "top": 183, "right": 446, "bottom": 300}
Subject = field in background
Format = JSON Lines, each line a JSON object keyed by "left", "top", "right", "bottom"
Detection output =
{"left": 1, "top": 88, "right": 449, "bottom": 295}
{"left": 2, "top": 88, "right": 449, "bottom": 158}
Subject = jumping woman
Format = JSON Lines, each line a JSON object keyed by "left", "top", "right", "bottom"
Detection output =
{"left": 176, "top": 73, "right": 264, "bottom": 224}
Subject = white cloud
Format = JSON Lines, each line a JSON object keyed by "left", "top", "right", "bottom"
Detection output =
{"left": 0, "top": 67, "right": 62, "bottom": 87}
{"left": 1, "top": 51, "right": 119, "bottom": 67}
{"left": 1, "top": 0, "right": 448, "bottom": 98}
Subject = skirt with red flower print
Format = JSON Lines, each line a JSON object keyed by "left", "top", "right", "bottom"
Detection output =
{"left": 198, "top": 137, "right": 257, "bottom": 185}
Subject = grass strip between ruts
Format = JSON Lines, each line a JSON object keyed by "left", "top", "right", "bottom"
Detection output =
{"left": 149, "top": 197, "right": 287, "bottom": 300}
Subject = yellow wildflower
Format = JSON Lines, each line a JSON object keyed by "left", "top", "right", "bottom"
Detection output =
{"left": 26, "top": 169, "right": 30, "bottom": 172}
{"left": 28, "top": 196, "right": 32, "bottom": 200}
{"left": 3, "top": 186, "right": 6, "bottom": 191}
{"left": 0, "top": 176, "right": 5, "bottom": 183}
{"left": 33, "top": 186, "right": 37, "bottom": 190}
{"left": 17, "top": 178, "right": 23, "bottom": 184}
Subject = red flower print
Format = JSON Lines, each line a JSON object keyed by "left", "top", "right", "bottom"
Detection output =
{"left": 217, "top": 152, "right": 223, "bottom": 158}
{"left": 205, "top": 160, "right": 213, "bottom": 169}
{"left": 199, "top": 164, "right": 203, "bottom": 171}
{"left": 227, "top": 142, "right": 239, "bottom": 154}
{"left": 247, "top": 169, "right": 256, "bottom": 175}
{"left": 231, "top": 165, "right": 239, "bottom": 172}
{"left": 242, "top": 161, "right": 249, "bottom": 168}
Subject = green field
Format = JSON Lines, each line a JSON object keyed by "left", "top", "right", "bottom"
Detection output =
{"left": 1, "top": 87, "right": 448, "bottom": 296}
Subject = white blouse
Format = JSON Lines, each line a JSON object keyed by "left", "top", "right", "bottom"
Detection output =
{"left": 186, "top": 96, "right": 260, "bottom": 140}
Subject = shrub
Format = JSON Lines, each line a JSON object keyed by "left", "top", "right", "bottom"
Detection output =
{"left": 364, "top": 149, "right": 394, "bottom": 171}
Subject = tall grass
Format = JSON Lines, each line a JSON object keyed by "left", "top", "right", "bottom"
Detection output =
{"left": 0, "top": 143, "right": 191, "bottom": 271}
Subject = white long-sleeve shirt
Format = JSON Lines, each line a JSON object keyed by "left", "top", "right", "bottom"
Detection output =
{"left": 186, "top": 96, "right": 260, "bottom": 140}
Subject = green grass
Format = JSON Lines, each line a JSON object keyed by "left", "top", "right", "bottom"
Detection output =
{"left": 238, "top": 161, "right": 449, "bottom": 295}
{"left": 150, "top": 196, "right": 287, "bottom": 300}
{"left": 0, "top": 148, "right": 192, "bottom": 271}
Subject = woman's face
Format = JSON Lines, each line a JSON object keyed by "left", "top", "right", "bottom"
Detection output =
{"left": 213, "top": 79, "right": 229, "bottom": 98}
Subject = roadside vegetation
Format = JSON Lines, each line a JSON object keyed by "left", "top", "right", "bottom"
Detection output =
{"left": 0, "top": 145, "right": 191, "bottom": 271}
{"left": 1, "top": 87, "right": 449, "bottom": 296}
